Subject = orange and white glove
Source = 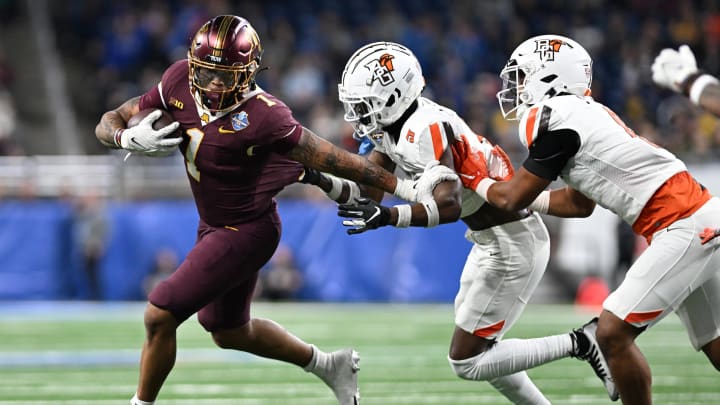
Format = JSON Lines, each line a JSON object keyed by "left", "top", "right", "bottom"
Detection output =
{"left": 487, "top": 145, "right": 514, "bottom": 181}
{"left": 451, "top": 134, "right": 489, "bottom": 191}
{"left": 699, "top": 227, "right": 720, "bottom": 245}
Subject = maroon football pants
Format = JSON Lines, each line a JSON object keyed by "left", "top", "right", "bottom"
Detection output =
{"left": 149, "top": 209, "right": 281, "bottom": 331}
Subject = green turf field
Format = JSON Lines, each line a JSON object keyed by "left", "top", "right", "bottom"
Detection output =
{"left": 0, "top": 302, "right": 717, "bottom": 404}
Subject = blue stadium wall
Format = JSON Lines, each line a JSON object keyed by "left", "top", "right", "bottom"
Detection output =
{"left": 0, "top": 199, "right": 470, "bottom": 302}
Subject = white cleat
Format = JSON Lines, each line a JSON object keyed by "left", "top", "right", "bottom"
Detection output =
{"left": 317, "top": 348, "right": 360, "bottom": 405}
{"left": 572, "top": 317, "right": 619, "bottom": 401}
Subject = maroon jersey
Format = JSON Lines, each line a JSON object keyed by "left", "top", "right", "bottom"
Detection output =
{"left": 139, "top": 61, "right": 303, "bottom": 226}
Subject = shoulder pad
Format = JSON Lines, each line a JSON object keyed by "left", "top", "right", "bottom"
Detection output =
{"left": 518, "top": 104, "right": 554, "bottom": 149}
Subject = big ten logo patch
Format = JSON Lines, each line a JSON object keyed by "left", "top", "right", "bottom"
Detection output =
{"left": 169, "top": 97, "right": 184, "bottom": 110}
{"left": 364, "top": 53, "right": 395, "bottom": 86}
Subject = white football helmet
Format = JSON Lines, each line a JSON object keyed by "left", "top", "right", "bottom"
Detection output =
{"left": 338, "top": 42, "right": 425, "bottom": 137}
{"left": 497, "top": 34, "right": 593, "bottom": 120}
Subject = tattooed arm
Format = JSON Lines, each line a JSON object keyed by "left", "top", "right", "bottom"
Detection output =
{"left": 358, "top": 150, "right": 396, "bottom": 203}
{"left": 287, "top": 127, "right": 399, "bottom": 195}
{"left": 95, "top": 97, "right": 141, "bottom": 148}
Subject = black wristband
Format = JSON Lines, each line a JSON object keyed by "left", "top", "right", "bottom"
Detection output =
{"left": 681, "top": 71, "right": 705, "bottom": 97}
{"left": 299, "top": 167, "right": 323, "bottom": 185}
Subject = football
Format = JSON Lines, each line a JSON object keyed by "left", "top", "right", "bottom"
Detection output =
{"left": 127, "top": 108, "right": 181, "bottom": 139}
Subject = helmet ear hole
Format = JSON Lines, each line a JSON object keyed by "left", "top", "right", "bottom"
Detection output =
{"left": 386, "top": 94, "right": 396, "bottom": 108}
{"left": 541, "top": 74, "right": 558, "bottom": 83}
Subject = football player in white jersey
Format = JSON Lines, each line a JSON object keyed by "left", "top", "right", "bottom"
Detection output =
{"left": 451, "top": 34, "right": 720, "bottom": 404}
{"left": 304, "top": 41, "right": 617, "bottom": 404}
{"left": 652, "top": 44, "right": 720, "bottom": 117}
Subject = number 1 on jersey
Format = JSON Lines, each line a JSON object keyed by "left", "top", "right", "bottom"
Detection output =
{"left": 185, "top": 128, "right": 205, "bottom": 181}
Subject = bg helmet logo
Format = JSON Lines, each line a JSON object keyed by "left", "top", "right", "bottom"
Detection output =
{"left": 534, "top": 38, "right": 572, "bottom": 61}
{"left": 364, "top": 53, "right": 395, "bottom": 86}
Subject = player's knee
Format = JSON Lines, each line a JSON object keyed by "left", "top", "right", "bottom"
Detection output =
{"left": 143, "top": 304, "right": 177, "bottom": 337}
{"left": 210, "top": 330, "right": 234, "bottom": 349}
{"left": 596, "top": 314, "right": 638, "bottom": 357}
{"left": 210, "top": 322, "right": 252, "bottom": 349}
{"left": 211, "top": 329, "right": 247, "bottom": 349}
{"left": 448, "top": 353, "right": 487, "bottom": 381}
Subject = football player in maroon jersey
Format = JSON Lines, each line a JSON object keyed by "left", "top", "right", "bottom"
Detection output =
{"left": 95, "top": 15, "right": 453, "bottom": 405}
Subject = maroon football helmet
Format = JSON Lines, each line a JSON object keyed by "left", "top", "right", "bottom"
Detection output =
{"left": 188, "top": 15, "right": 263, "bottom": 112}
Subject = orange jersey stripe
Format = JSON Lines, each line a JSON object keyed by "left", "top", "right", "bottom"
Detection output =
{"left": 625, "top": 309, "right": 663, "bottom": 324}
{"left": 632, "top": 171, "right": 712, "bottom": 243}
{"left": 473, "top": 320, "right": 505, "bottom": 338}
{"left": 429, "top": 122, "right": 444, "bottom": 160}
{"left": 524, "top": 107, "right": 539, "bottom": 148}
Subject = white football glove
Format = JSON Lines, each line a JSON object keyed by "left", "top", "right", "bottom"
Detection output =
{"left": 413, "top": 160, "right": 459, "bottom": 202}
{"left": 651, "top": 45, "right": 698, "bottom": 92}
{"left": 393, "top": 177, "right": 417, "bottom": 202}
{"left": 119, "top": 110, "right": 182, "bottom": 154}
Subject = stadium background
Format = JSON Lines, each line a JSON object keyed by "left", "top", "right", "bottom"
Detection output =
{"left": 0, "top": 0, "right": 719, "bottom": 303}
{"left": 1, "top": 1, "right": 720, "bottom": 404}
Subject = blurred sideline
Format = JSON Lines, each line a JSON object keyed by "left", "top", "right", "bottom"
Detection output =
{"left": 1, "top": 162, "right": 718, "bottom": 303}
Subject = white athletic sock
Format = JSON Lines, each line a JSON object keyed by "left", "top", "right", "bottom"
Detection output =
{"left": 489, "top": 371, "right": 551, "bottom": 405}
{"left": 303, "top": 344, "right": 330, "bottom": 375}
{"left": 449, "top": 334, "right": 573, "bottom": 380}
{"left": 131, "top": 393, "right": 155, "bottom": 405}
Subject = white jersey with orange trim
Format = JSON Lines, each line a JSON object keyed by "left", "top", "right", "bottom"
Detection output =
{"left": 368, "top": 97, "right": 489, "bottom": 217}
{"left": 518, "top": 94, "right": 720, "bottom": 341}
{"left": 518, "top": 95, "right": 687, "bottom": 226}
{"left": 369, "top": 97, "right": 551, "bottom": 342}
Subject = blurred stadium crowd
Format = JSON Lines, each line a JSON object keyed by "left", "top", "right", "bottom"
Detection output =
{"left": 1, "top": 0, "right": 719, "bottom": 163}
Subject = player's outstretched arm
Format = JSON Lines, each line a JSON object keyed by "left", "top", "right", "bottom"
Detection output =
{"left": 474, "top": 167, "right": 595, "bottom": 218}
{"left": 545, "top": 186, "right": 596, "bottom": 218}
{"left": 483, "top": 167, "right": 548, "bottom": 211}
{"left": 298, "top": 149, "right": 394, "bottom": 204}
{"left": 357, "top": 150, "right": 395, "bottom": 203}
{"left": 450, "top": 133, "right": 594, "bottom": 217}
{"left": 289, "top": 127, "right": 418, "bottom": 199}
{"left": 338, "top": 167, "right": 463, "bottom": 234}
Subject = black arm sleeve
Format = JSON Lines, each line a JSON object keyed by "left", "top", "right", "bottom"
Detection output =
{"left": 522, "top": 127, "right": 580, "bottom": 181}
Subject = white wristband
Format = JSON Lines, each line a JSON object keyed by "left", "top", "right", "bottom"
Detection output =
{"left": 344, "top": 181, "right": 361, "bottom": 205}
{"left": 326, "top": 175, "right": 361, "bottom": 204}
{"left": 326, "top": 175, "right": 344, "bottom": 201}
{"left": 527, "top": 190, "right": 550, "bottom": 214}
{"left": 423, "top": 200, "right": 440, "bottom": 228}
{"left": 394, "top": 204, "right": 412, "bottom": 228}
{"left": 475, "top": 178, "right": 496, "bottom": 201}
{"left": 689, "top": 74, "right": 719, "bottom": 105}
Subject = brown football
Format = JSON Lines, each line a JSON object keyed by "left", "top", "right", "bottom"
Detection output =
{"left": 127, "top": 108, "right": 181, "bottom": 138}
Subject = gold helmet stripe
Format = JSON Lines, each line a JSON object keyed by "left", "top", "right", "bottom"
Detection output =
{"left": 212, "top": 16, "right": 233, "bottom": 58}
